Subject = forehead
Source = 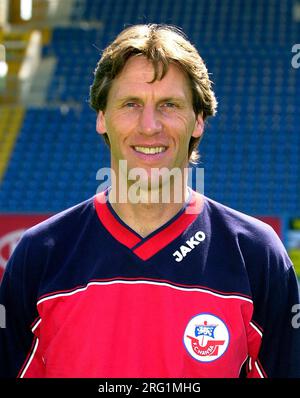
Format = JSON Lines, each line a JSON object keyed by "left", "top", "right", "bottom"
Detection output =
{"left": 109, "top": 56, "right": 192, "bottom": 100}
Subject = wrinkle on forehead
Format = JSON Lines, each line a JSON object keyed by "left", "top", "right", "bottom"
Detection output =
{"left": 117, "top": 56, "right": 162, "bottom": 83}
{"left": 109, "top": 56, "right": 193, "bottom": 104}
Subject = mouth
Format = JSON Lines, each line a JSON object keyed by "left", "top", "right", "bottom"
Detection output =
{"left": 133, "top": 146, "right": 167, "bottom": 155}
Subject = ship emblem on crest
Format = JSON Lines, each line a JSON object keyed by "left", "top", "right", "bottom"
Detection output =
{"left": 183, "top": 314, "right": 229, "bottom": 362}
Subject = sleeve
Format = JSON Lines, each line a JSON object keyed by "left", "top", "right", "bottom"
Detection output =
{"left": 0, "top": 234, "right": 39, "bottom": 378}
{"left": 246, "top": 228, "right": 300, "bottom": 378}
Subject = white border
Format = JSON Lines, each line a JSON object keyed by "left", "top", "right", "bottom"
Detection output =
{"left": 37, "top": 279, "right": 254, "bottom": 306}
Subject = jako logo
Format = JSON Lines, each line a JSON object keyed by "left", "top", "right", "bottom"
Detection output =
{"left": 173, "top": 231, "right": 206, "bottom": 262}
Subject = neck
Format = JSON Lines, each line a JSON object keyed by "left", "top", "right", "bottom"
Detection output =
{"left": 108, "top": 182, "right": 190, "bottom": 238}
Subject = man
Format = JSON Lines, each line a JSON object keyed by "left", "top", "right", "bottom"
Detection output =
{"left": 0, "top": 24, "right": 299, "bottom": 378}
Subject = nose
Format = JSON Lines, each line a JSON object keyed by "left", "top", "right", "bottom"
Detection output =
{"left": 138, "top": 105, "right": 162, "bottom": 135}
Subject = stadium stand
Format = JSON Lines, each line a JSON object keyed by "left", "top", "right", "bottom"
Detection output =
{"left": 0, "top": 0, "right": 299, "bottom": 217}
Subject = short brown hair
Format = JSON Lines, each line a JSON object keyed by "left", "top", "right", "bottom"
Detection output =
{"left": 89, "top": 24, "right": 217, "bottom": 163}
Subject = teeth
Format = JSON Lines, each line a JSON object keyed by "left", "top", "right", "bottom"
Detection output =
{"left": 134, "top": 146, "right": 166, "bottom": 155}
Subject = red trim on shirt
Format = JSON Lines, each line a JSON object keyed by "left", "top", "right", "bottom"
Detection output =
{"left": 94, "top": 191, "right": 141, "bottom": 248}
{"left": 133, "top": 192, "right": 203, "bottom": 260}
{"left": 94, "top": 189, "right": 203, "bottom": 260}
{"left": 17, "top": 337, "right": 39, "bottom": 378}
{"left": 247, "top": 358, "right": 267, "bottom": 378}
{"left": 256, "top": 359, "right": 268, "bottom": 378}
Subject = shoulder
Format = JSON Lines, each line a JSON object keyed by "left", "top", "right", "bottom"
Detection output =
{"left": 203, "top": 196, "right": 292, "bottom": 270}
{"left": 23, "top": 196, "right": 95, "bottom": 243}
{"left": 4, "top": 196, "right": 96, "bottom": 285}
{"left": 10, "top": 196, "right": 96, "bottom": 263}
{"left": 205, "top": 196, "right": 279, "bottom": 242}
{"left": 2, "top": 196, "right": 98, "bottom": 302}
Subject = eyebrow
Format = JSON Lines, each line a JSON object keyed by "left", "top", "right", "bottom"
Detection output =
{"left": 116, "top": 95, "right": 187, "bottom": 104}
{"left": 116, "top": 96, "right": 142, "bottom": 104}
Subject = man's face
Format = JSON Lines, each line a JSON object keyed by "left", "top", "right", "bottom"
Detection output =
{"left": 96, "top": 56, "right": 203, "bottom": 179}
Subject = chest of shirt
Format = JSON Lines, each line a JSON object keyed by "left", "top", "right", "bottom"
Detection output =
{"left": 33, "top": 279, "right": 253, "bottom": 377}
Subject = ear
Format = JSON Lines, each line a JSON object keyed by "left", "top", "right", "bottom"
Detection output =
{"left": 96, "top": 111, "right": 106, "bottom": 135}
{"left": 191, "top": 114, "right": 204, "bottom": 138}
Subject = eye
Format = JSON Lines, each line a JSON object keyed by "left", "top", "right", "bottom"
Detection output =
{"left": 125, "top": 102, "right": 137, "bottom": 108}
{"left": 162, "top": 102, "right": 176, "bottom": 108}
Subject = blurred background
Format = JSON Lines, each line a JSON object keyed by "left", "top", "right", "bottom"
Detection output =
{"left": 0, "top": 0, "right": 299, "bottom": 283}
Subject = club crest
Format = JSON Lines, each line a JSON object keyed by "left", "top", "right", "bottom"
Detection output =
{"left": 183, "top": 313, "right": 229, "bottom": 362}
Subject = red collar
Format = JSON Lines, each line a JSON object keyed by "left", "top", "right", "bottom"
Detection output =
{"left": 94, "top": 189, "right": 203, "bottom": 261}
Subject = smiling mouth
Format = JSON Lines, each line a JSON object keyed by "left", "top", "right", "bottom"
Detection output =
{"left": 133, "top": 146, "right": 167, "bottom": 155}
